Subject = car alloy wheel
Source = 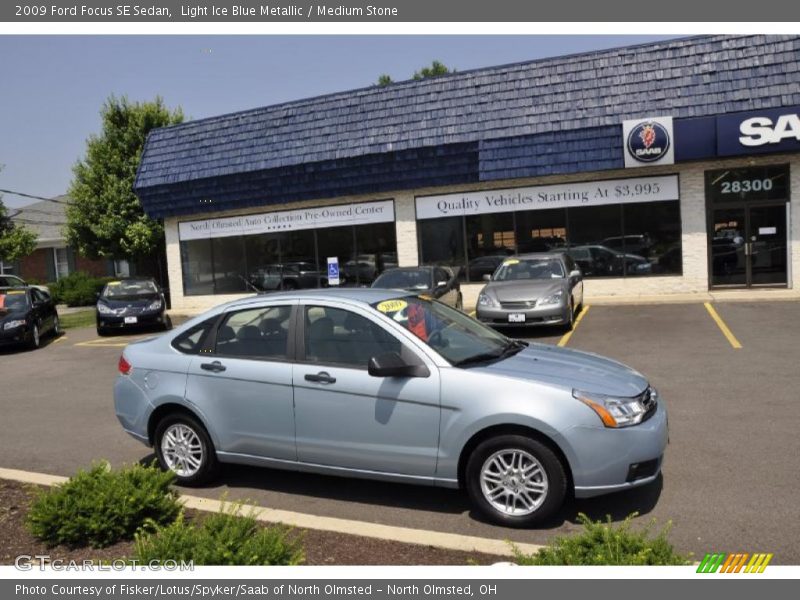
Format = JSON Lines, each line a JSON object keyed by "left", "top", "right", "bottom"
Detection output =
{"left": 29, "top": 324, "right": 40, "bottom": 349}
{"left": 161, "top": 423, "right": 204, "bottom": 477}
{"left": 479, "top": 449, "right": 548, "bottom": 516}
{"left": 466, "top": 434, "right": 566, "bottom": 527}
{"left": 52, "top": 316, "right": 61, "bottom": 337}
{"left": 154, "top": 414, "right": 218, "bottom": 485}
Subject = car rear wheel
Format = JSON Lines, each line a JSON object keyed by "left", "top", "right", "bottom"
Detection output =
{"left": 154, "top": 413, "right": 218, "bottom": 486}
{"left": 465, "top": 434, "right": 567, "bottom": 527}
{"left": 51, "top": 316, "right": 61, "bottom": 337}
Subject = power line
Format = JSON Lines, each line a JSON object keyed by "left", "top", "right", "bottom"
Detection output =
{"left": 0, "top": 189, "right": 68, "bottom": 205}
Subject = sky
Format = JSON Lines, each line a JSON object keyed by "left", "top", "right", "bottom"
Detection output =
{"left": 0, "top": 35, "right": 677, "bottom": 207}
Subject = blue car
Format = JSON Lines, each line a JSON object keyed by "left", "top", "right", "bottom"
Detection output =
{"left": 114, "top": 289, "right": 667, "bottom": 527}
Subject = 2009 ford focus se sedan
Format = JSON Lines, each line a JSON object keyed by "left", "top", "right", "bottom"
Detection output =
{"left": 114, "top": 289, "right": 667, "bottom": 527}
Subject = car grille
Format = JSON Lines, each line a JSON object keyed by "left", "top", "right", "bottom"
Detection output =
{"left": 640, "top": 386, "right": 658, "bottom": 422}
{"left": 499, "top": 300, "right": 536, "bottom": 309}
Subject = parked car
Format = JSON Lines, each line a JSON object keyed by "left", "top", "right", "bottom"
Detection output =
{"left": 476, "top": 253, "right": 584, "bottom": 330}
{"left": 467, "top": 255, "right": 507, "bottom": 281}
{"left": 0, "top": 286, "right": 60, "bottom": 349}
{"left": 114, "top": 289, "right": 667, "bottom": 527}
{"left": 0, "top": 274, "right": 50, "bottom": 295}
{"left": 371, "top": 266, "right": 463, "bottom": 310}
{"left": 566, "top": 245, "right": 651, "bottom": 277}
{"left": 248, "top": 262, "right": 326, "bottom": 291}
{"left": 96, "top": 278, "right": 171, "bottom": 336}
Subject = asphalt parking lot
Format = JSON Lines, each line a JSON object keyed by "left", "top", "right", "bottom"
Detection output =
{"left": 1, "top": 300, "right": 799, "bottom": 562}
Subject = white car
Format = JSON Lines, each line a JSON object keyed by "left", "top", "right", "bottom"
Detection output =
{"left": 0, "top": 274, "right": 50, "bottom": 295}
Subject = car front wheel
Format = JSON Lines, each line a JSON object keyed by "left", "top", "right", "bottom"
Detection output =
{"left": 27, "top": 323, "right": 41, "bottom": 350}
{"left": 154, "top": 414, "right": 218, "bottom": 485}
{"left": 465, "top": 434, "right": 567, "bottom": 527}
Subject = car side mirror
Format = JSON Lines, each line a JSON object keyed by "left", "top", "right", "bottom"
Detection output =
{"left": 482, "top": 274, "right": 492, "bottom": 282}
{"left": 368, "top": 352, "right": 430, "bottom": 378}
{"left": 569, "top": 269, "right": 582, "bottom": 279}
{"left": 436, "top": 280, "right": 448, "bottom": 288}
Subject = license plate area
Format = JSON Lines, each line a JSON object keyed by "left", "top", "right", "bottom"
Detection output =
{"left": 508, "top": 313, "right": 526, "bottom": 323}
{"left": 124, "top": 316, "right": 138, "bottom": 324}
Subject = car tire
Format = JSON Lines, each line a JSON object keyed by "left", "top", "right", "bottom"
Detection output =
{"left": 563, "top": 301, "right": 575, "bottom": 332}
{"left": 163, "top": 314, "right": 173, "bottom": 331}
{"left": 51, "top": 315, "right": 61, "bottom": 337}
{"left": 27, "top": 323, "right": 41, "bottom": 350}
{"left": 465, "top": 434, "right": 567, "bottom": 528}
{"left": 154, "top": 413, "right": 218, "bottom": 486}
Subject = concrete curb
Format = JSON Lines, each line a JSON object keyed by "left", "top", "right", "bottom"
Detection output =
{"left": 0, "top": 467, "right": 543, "bottom": 559}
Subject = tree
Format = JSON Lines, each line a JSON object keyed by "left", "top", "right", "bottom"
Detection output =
{"left": 412, "top": 60, "right": 452, "bottom": 80}
{"left": 376, "top": 60, "right": 453, "bottom": 86}
{"left": 0, "top": 191, "right": 37, "bottom": 265}
{"left": 65, "top": 96, "right": 183, "bottom": 261}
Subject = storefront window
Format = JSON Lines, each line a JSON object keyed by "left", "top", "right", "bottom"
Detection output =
{"left": 212, "top": 236, "right": 248, "bottom": 293}
{"left": 465, "top": 213, "right": 515, "bottom": 282}
{"left": 181, "top": 239, "right": 215, "bottom": 296}
{"left": 567, "top": 205, "right": 623, "bottom": 278}
{"left": 355, "top": 222, "right": 398, "bottom": 285}
{"left": 418, "top": 216, "right": 466, "bottom": 280}
{"left": 318, "top": 226, "right": 356, "bottom": 287}
{"left": 514, "top": 208, "right": 568, "bottom": 253}
{"left": 623, "top": 202, "right": 682, "bottom": 276}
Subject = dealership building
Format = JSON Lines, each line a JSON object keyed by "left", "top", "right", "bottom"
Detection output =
{"left": 134, "top": 35, "right": 800, "bottom": 311}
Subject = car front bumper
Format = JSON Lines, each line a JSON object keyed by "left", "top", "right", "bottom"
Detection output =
{"left": 476, "top": 302, "right": 570, "bottom": 327}
{"left": 0, "top": 325, "right": 31, "bottom": 346}
{"left": 563, "top": 398, "right": 669, "bottom": 498}
{"left": 97, "top": 311, "right": 166, "bottom": 330}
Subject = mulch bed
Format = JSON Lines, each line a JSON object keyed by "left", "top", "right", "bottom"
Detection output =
{"left": 0, "top": 479, "right": 506, "bottom": 566}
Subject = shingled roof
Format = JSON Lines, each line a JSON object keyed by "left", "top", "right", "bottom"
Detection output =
{"left": 134, "top": 35, "right": 800, "bottom": 218}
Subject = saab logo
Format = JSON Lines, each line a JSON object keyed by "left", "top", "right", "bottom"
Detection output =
{"left": 628, "top": 121, "right": 670, "bottom": 162}
{"left": 739, "top": 113, "right": 800, "bottom": 147}
{"left": 622, "top": 116, "right": 674, "bottom": 168}
{"left": 696, "top": 552, "right": 773, "bottom": 573}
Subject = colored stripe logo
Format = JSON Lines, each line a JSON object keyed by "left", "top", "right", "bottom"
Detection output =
{"left": 697, "top": 552, "right": 773, "bottom": 573}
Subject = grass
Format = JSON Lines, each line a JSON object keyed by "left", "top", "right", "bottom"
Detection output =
{"left": 59, "top": 310, "right": 95, "bottom": 330}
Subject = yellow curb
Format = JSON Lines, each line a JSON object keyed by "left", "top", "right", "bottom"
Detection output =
{"left": 0, "top": 467, "right": 543, "bottom": 558}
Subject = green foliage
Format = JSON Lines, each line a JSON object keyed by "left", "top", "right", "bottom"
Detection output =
{"left": 59, "top": 309, "right": 96, "bottom": 329}
{"left": 377, "top": 74, "right": 393, "bottom": 86}
{"left": 26, "top": 463, "right": 181, "bottom": 549}
{"left": 513, "top": 513, "right": 691, "bottom": 566}
{"left": 0, "top": 199, "right": 37, "bottom": 263}
{"left": 47, "top": 271, "right": 115, "bottom": 306}
{"left": 134, "top": 503, "right": 305, "bottom": 566}
{"left": 412, "top": 60, "right": 452, "bottom": 80}
{"left": 65, "top": 95, "right": 183, "bottom": 261}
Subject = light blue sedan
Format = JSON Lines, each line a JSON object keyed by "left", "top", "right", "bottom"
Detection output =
{"left": 114, "top": 289, "right": 667, "bottom": 527}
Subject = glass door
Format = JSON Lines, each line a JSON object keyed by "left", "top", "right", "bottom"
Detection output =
{"left": 710, "top": 207, "right": 747, "bottom": 287}
{"left": 710, "top": 204, "right": 788, "bottom": 288}
{"left": 748, "top": 204, "right": 787, "bottom": 286}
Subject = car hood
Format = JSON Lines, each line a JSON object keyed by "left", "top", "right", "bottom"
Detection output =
{"left": 485, "top": 279, "right": 565, "bottom": 301}
{"left": 99, "top": 294, "right": 160, "bottom": 309}
{"left": 0, "top": 310, "right": 29, "bottom": 325}
{"left": 467, "top": 343, "right": 648, "bottom": 397}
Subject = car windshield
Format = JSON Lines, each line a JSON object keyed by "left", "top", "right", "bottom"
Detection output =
{"left": 492, "top": 258, "right": 565, "bottom": 281}
{"left": 370, "top": 296, "right": 522, "bottom": 366}
{"left": 372, "top": 270, "right": 432, "bottom": 290}
{"left": 0, "top": 290, "right": 30, "bottom": 313}
{"left": 102, "top": 280, "right": 158, "bottom": 298}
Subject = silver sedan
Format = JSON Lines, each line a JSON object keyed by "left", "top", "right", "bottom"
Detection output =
{"left": 476, "top": 253, "right": 584, "bottom": 330}
{"left": 114, "top": 289, "right": 666, "bottom": 527}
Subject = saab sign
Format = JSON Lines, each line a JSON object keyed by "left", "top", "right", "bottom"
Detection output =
{"left": 622, "top": 116, "right": 674, "bottom": 167}
{"left": 718, "top": 106, "right": 800, "bottom": 156}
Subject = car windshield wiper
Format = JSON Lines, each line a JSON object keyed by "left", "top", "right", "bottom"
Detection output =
{"left": 455, "top": 339, "right": 528, "bottom": 367}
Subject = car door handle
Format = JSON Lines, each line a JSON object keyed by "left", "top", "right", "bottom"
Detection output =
{"left": 200, "top": 361, "right": 226, "bottom": 373}
{"left": 304, "top": 371, "right": 336, "bottom": 384}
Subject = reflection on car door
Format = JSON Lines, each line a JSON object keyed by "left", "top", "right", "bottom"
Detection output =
{"left": 434, "top": 267, "right": 457, "bottom": 307}
{"left": 30, "top": 288, "right": 54, "bottom": 332}
{"left": 185, "top": 304, "right": 297, "bottom": 460}
{"left": 293, "top": 304, "right": 441, "bottom": 477}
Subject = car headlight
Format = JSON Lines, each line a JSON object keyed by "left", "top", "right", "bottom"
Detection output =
{"left": 3, "top": 319, "right": 26, "bottom": 330}
{"left": 147, "top": 299, "right": 163, "bottom": 311}
{"left": 537, "top": 290, "right": 564, "bottom": 306}
{"left": 97, "top": 303, "right": 115, "bottom": 315}
{"left": 477, "top": 293, "right": 496, "bottom": 307}
{"left": 573, "top": 388, "right": 653, "bottom": 428}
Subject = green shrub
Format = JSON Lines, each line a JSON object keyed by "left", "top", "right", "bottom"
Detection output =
{"left": 134, "top": 503, "right": 305, "bottom": 566}
{"left": 513, "top": 513, "right": 690, "bottom": 566}
{"left": 48, "top": 272, "right": 115, "bottom": 306}
{"left": 26, "top": 463, "right": 181, "bottom": 549}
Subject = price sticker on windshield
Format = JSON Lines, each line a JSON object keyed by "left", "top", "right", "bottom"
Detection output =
{"left": 376, "top": 299, "right": 407, "bottom": 313}
{"left": 108, "top": 281, "right": 121, "bottom": 286}
{"left": 503, "top": 259, "right": 520, "bottom": 265}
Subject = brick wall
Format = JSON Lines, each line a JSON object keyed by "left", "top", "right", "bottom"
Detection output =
{"left": 74, "top": 254, "right": 108, "bottom": 278}
{"left": 19, "top": 248, "right": 49, "bottom": 281}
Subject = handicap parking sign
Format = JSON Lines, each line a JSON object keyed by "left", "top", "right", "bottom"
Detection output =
{"left": 327, "top": 257, "right": 340, "bottom": 286}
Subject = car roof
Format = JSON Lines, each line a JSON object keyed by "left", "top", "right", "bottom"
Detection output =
{"left": 379, "top": 266, "right": 433, "bottom": 273}
{"left": 513, "top": 252, "right": 568, "bottom": 260}
{"left": 225, "top": 287, "right": 415, "bottom": 308}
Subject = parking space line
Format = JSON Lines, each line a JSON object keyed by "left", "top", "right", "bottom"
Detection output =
{"left": 52, "top": 336, "right": 67, "bottom": 344}
{"left": 704, "top": 302, "right": 743, "bottom": 349}
{"left": 0, "top": 466, "right": 544, "bottom": 558}
{"left": 557, "top": 305, "right": 590, "bottom": 347}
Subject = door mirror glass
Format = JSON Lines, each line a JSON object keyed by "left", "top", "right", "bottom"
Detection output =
{"left": 482, "top": 274, "right": 492, "bottom": 282}
{"left": 368, "top": 352, "right": 430, "bottom": 378}
{"left": 436, "top": 280, "right": 448, "bottom": 288}
{"left": 569, "top": 269, "right": 582, "bottom": 279}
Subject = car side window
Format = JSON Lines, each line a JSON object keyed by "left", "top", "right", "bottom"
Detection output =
{"left": 434, "top": 268, "right": 449, "bottom": 285}
{"left": 172, "top": 317, "right": 217, "bottom": 354}
{"left": 303, "top": 306, "right": 402, "bottom": 368}
{"left": 30, "top": 289, "right": 45, "bottom": 304}
{"left": 216, "top": 305, "right": 292, "bottom": 360}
